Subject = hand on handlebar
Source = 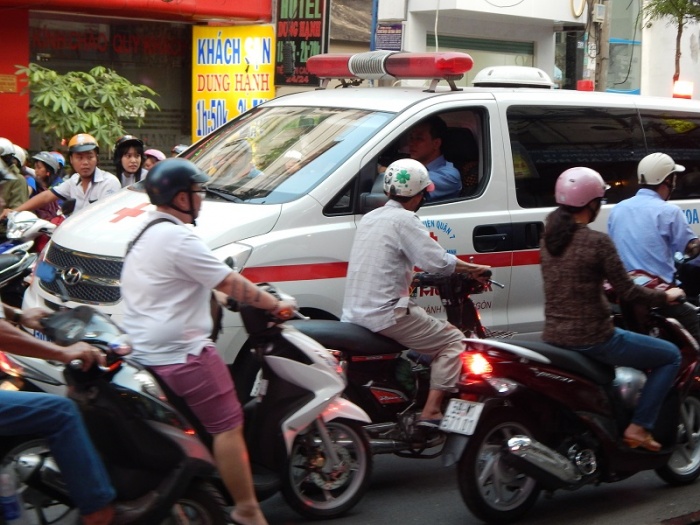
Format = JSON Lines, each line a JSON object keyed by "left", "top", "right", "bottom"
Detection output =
{"left": 62, "top": 342, "right": 105, "bottom": 371}
{"left": 0, "top": 208, "right": 13, "bottom": 222}
{"left": 666, "top": 287, "right": 687, "bottom": 304}
{"left": 19, "top": 307, "right": 51, "bottom": 331}
{"left": 272, "top": 299, "right": 298, "bottom": 320}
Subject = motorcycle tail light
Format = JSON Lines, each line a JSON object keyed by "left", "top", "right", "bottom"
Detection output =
{"left": 462, "top": 352, "right": 492, "bottom": 376}
{"left": 0, "top": 352, "right": 22, "bottom": 377}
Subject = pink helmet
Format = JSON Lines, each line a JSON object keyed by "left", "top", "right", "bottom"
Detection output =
{"left": 144, "top": 148, "right": 166, "bottom": 162}
{"left": 555, "top": 167, "right": 609, "bottom": 207}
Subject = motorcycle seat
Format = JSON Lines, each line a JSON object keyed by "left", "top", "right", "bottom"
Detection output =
{"left": 288, "top": 319, "right": 407, "bottom": 356}
{"left": 506, "top": 338, "right": 616, "bottom": 385}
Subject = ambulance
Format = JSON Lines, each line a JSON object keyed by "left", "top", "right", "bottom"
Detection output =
{"left": 24, "top": 51, "right": 700, "bottom": 368}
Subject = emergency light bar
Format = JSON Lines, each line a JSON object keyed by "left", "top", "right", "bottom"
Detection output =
{"left": 306, "top": 50, "right": 474, "bottom": 91}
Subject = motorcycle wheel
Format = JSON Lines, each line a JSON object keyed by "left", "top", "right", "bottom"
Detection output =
{"left": 160, "top": 480, "right": 228, "bottom": 525}
{"left": 0, "top": 436, "right": 78, "bottom": 524}
{"left": 457, "top": 410, "right": 541, "bottom": 524}
{"left": 656, "top": 394, "right": 700, "bottom": 485}
{"left": 0, "top": 437, "right": 228, "bottom": 525}
{"left": 281, "top": 418, "right": 373, "bottom": 519}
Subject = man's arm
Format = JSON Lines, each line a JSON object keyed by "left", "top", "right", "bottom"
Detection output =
{"left": 685, "top": 238, "right": 700, "bottom": 260}
{"left": 215, "top": 272, "right": 295, "bottom": 316}
{"left": 0, "top": 190, "right": 57, "bottom": 220}
{"left": 0, "top": 317, "right": 103, "bottom": 368}
{"left": 455, "top": 259, "right": 491, "bottom": 275}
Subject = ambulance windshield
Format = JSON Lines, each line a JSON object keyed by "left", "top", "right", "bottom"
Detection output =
{"left": 182, "top": 106, "right": 392, "bottom": 204}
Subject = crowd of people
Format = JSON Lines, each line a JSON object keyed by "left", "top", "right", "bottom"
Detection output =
{"left": 0, "top": 134, "right": 182, "bottom": 224}
{"left": 0, "top": 121, "right": 698, "bottom": 523}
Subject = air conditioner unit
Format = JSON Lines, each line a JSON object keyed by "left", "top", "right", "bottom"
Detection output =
{"left": 593, "top": 3, "right": 606, "bottom": 23}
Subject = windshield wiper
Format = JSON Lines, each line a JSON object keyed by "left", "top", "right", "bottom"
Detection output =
{"left": 233, "top": 188, "right": 270, "bottom": 201}
{"left": 203, "top": 186, "right": 243, "bottom": 203}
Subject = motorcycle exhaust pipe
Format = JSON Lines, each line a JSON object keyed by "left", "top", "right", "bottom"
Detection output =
{"left": 503, "top": 436, "right": 582, "bottom": 489}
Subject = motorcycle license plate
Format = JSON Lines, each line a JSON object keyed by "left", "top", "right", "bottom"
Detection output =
{"left": 439, "top": 399, "right": 484, "bottom": 436}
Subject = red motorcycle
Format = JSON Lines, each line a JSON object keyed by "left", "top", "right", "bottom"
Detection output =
{"left": 441, "top": 270, "right": 700, "bottom": 523}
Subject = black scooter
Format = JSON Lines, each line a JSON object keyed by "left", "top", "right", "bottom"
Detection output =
{"left": 0, "top": 264, "right": 228, "bottom": 524}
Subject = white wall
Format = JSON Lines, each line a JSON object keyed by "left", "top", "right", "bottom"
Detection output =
{"left": 641, "top": 19, "right": 700, "bottom": 99}
{"left": 378, "top": 0, "right": 585, "bottom": 81}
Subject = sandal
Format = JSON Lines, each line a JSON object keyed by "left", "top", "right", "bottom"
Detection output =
{"left": 623, "top": 434, "right": 662, "bottom": 452}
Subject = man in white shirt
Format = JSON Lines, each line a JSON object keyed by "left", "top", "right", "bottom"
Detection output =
{"left": 0, "top": 133, "right": 120, "bottom": 220}
{"left": 120, "top": 158, "right": 294, "bottom": 525}
{"left": 342, "top": 158, "right": 488, "bottom": 427}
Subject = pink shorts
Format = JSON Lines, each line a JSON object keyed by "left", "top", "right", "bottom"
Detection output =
{"left": 151, "top": 345, "right": 243, "bottom": 434}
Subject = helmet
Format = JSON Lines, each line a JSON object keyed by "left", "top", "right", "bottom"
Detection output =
{"left": 0, "top": 138, "right": 13, "bottom": 157}
{"left": 145, "top": 158, "right": 209, "bottom": 206}
{"left": 113, "top": 135, "right": 144, "bottom": 166}
{"left": 49, "top": 151, "right": 65, "bottom": 168}
{"left": 171, "top": 144, "right": 189, "bottom": 156}
{"left": 11, "top": 145, "right": 26, "bottom": 166}
{"left": 144, "top": 148, "right": 166, "bottom": 162}
{"left": 637, "top": 152, "right": 685, "bottom": 185}
{"left": 68, "top": 133, "right": 99, "bottom": 154}
{"left": 555, "top": 167, "right": 608, "bottom": 207}
{"left": 32, "top": 151, "right": 60, "bottom": 174}
{"left": 383, "top": 158, "right": 435, "bottom": 197}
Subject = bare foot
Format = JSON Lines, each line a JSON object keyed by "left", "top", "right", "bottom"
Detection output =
{"left": 230, "top": 507, "right": 268, "bottom": 525}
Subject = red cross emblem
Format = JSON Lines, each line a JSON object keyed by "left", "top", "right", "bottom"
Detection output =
{"left": 110, "top": 202, "right": 149, "bottom": 223}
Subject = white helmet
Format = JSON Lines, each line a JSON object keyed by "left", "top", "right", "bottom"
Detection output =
{"left": 11, "top": 144, "right": 27, "bottom": 166}
{"left": 383, "top": 158, "right": 435, "bottom": 197}
{"left": 0, "top": 138, "right": 13, "bottom": 157}
{"left": 637, "top": 152, "right": 685, "bottom": 185}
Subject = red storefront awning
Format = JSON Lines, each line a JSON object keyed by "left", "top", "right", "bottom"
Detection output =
{"left": 0, "top": 0, "right": 271, "bottom": 23}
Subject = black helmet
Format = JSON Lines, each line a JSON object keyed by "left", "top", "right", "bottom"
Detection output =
{"left": 145, "top": 158, "right": 209, "bottom": 206}
{"left": 113, "top": 135, "right": 144, "bottom": 168}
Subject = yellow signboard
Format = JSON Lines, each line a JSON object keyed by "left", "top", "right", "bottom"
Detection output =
{"left": 192, "top": 25, "right": 276, "bottom": 142}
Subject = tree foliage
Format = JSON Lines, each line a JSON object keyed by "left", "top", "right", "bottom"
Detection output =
{"left": 642, "top": 0, "right": 700, "bottom": 83}
{"left": 15, "top": 63, "right": 160, "bottom": 149}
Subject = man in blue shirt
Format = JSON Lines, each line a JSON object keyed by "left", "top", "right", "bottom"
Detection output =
{"left": 407, "top": 116, "right": 461, "bottom": 201}
{"left": 608, "top": 152, "right": 700, "bottom": 342}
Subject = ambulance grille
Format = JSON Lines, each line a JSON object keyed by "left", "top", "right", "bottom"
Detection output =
{"left": 39, "top": 242, "right": 123, "bottom": 305}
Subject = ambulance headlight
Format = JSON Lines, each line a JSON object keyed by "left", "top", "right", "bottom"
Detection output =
{"left": 213, "top": 243, "right": 253, "bottom": 271}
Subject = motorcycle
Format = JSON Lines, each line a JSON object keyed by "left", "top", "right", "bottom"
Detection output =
{"left": 0, "top": 250, "right": 37, "bottom": 308}
{"left": 437, "top": 270, "right": 700, "bottom": 523}
{"left": 233, "top": 271, "right": 509, "bottom": 458}
{"left": 0, "top": 211, "right": 56, "bottom": 255}
{"left": 0, "top": 264, "right": 229, "bottom": 524}
{"left": 165, "top": 285, "right": 374, "bottom": 519}
{"left": 2, "top": 265, "right": 373, "bottom": 521}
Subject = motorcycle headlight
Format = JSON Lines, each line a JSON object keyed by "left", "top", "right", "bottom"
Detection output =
{"left": 6, "top": 221, "right": 32, "bottom": 239}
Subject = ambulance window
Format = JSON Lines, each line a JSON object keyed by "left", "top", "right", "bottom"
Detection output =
{"left": 508, "top": 106, "right": 645, "bottom": 208}
{"left": 641, "top": 110, "right": 700, "bottom": 201}
{"left": 375, "top": 109, "right": 487, "bottom": 202}
{"left": 188, "top": 106, "right": 392, "bottom": 204}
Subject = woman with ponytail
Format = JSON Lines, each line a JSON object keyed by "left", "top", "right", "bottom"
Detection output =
{"left": 540, "top": 167, "right": 683, "bottom": 452}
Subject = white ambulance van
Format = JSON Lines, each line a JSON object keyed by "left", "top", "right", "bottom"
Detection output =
{"left": 24, "top": 51, "right": 700, "bottom": 369}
